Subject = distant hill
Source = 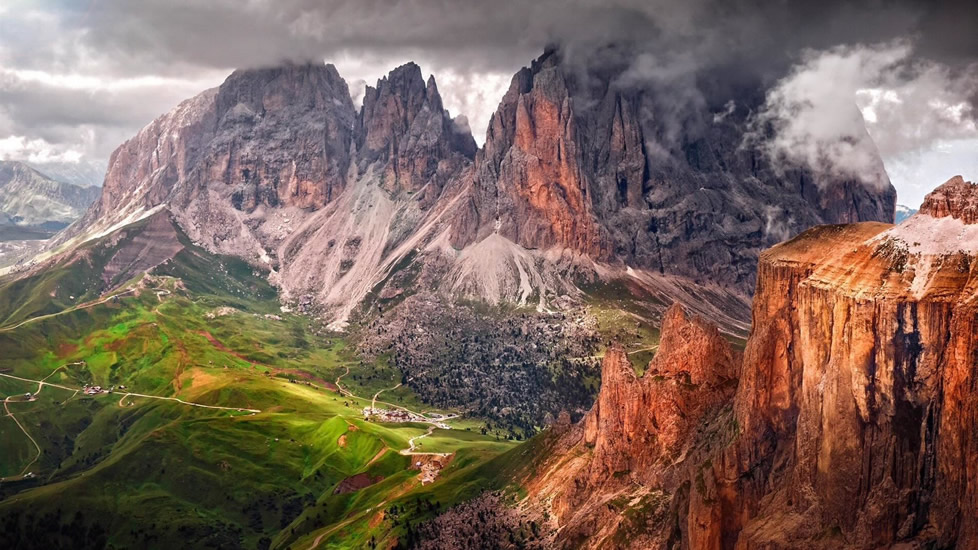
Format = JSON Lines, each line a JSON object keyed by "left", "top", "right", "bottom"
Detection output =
{"left": 26, "top": 159, "right": 105, "bottom": 188}
{"left": 0, "top": 161, "right": 100, "bottom": 239}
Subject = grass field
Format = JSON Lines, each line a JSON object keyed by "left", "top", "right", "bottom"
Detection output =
{"left": 0, "top": 223, "right": 518, "bottom": 550}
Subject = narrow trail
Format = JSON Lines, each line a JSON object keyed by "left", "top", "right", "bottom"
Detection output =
{"left": 2, "top": 397, "right": 42, "bottom": 481}
{"left": 334, "top": 365, "right": 353, "bottom": 397}
{"left": 115, "top": 391, "right": 260, "bottom": 413}
{"left": 0, "top": 288, "right": 137, "bottom": 333}
{"left": 0, "top": 371, "right": 78, "bottom": 393}
{"left": 628, "top": 345, "right": 659, "bottom": 355}
{"left": 370, "top": 382, "right": 401, "bottom": 410}
{"left": 398, "top": 425, "right": 450, "bottom": 457}
{"left": 0, "top": 363, "right": 84, "bottom": 481}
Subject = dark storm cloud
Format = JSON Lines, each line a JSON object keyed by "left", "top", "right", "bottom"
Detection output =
{"left": 0, "top": 0, "right": 975, "bottom": 195}
{"left": 19, "top": 0, "right": 970, "bottom": 77}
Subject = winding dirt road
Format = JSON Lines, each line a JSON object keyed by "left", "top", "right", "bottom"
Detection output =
{"left": 370, "top": 382, "right": 401, "bottom": 410}
{"left": 0, "top": 288, "right": 137, "bottom": 333}
{"left": 2, "top": 396, "right": 42, "bottom": 481}
{"left": 0, "top": 369, "right": 261, "bottom": 482}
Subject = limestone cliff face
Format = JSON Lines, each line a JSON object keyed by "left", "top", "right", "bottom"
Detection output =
{"left": 583, "top": 306, "right": 738, "bottom": 483}
{"left": 63, "top": 62, "right": 358, "bottom": 258}
{"left": 452, "top": 51, "right": 606, "bottom": 257}
{"left": 51, "top": 61, "right": 476, "bottom": 326}
{"left": 526, "top": 304, "right": 740, "bottom": 548}
{"left": 517, "top": 177, "right": 978, "bottom": 549}
{"left": 449, "top": 48, "right": 896, "bottom": 298}
{"left": 918, "top": 174, "right": 978, "bottom": 222}
{"left": 48, "top": 48, "right": 896, "bottom": 329}
{"left": 716, "top": 176, "right": 978, "bottom": 549}
{"left": 209, "top": 62, "right": 356, "bottom": 211}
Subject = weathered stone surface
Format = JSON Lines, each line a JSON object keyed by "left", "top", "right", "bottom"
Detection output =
{"left": 449, "top": 48, "right": 896, "bottom": 300}
{"left": 722, "top": 178, "right": 978, "bottom": 549}
{"left": 62, "top": 62, "right": 358, "bottom": 263}
{"left": 518, "top": 178, "right": 978, "bottom": 549}
{"left": 356, "top": 63, "right": 476, "bottom": 202}
{"left": 918, "top": 175, "right": 978, "bottom": 222}
{"left": 521, "top": 304, "right": 740, "bottom": 548}
{"left": 50, "top": 48, "right": 896, "bottom": 329}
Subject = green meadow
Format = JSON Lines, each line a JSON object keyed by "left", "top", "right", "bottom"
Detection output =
{"left": 0, "top": 229, "right": 518, "bottom": 550}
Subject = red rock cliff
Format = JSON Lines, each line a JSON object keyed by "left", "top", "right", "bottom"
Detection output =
{"left": 715, "top": 176, "right": 978, "bottom": 548}
{"left": 524, "top": 304, "right": 740, "bottom": 548}
{"left": 517, "top": 177, "right": 977, "bottom": 549}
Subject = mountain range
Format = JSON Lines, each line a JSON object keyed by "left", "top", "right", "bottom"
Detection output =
{"left": 10, "top": 44, "right": 975, "bottom": 550}
{"left": 41, "top": 50, "right": 894, "bottom": 335}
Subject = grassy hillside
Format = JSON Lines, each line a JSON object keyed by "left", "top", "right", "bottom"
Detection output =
{"left": 0, "top": 221, "right": 517, "bottom": 550}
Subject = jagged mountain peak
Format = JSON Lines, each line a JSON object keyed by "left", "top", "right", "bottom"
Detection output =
{"left": 918, "top": 175, "right": 978, "bottom": 223}
{"left": 355, "top": 61, "right": 476, "bottom": 194}
{"left": 37, "top": 47, "right": 896, "bottom": 333}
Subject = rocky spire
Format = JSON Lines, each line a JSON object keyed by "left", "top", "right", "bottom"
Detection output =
{"left": 582, "top": 304, "right": 739, "bottom": 483}
{"left": 355, "top": 62, "right": 476, "bottom": 197}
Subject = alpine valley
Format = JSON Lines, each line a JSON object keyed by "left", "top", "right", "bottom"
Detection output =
{"left": 3, "top": 38, "right": 976, "bottom": 550}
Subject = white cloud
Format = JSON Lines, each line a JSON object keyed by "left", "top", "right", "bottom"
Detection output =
{"left": 752, "top": 41, "right": 978, "bottom": 191}
{"left": 0, "top": 67, "right": 219, "bottom": 92}
{"left": 0, "top": 135, "right": 84, "bottom": 164}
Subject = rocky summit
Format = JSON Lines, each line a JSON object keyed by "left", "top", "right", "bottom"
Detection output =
{"left": 33, "top": 49, "right": 895, "bottom": 336}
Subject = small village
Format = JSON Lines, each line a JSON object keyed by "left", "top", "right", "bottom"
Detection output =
{"left": 82, "top": 384, "right": 126, "bottom": 395}
{"left": 362, "top": 406, "right": 453, "bottom": 429}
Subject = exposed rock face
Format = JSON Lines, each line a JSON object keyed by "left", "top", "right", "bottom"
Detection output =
{"left": 356, "top": 62, "right": 476, "bottom": 202}
{"left": 917, "top": 174, "right": 978, "bottom": 222}
{"left": 452, "top": 52, "right": 606, "bottom": 256}
{"left": 100, "top": 211, "right": 185, "bottom": 288}
{"left": 51, "top": 61, "right": 473, "bottom": 325}
{"left": 0, "top": 161, "right": 100, "bottom": 230}
{"left": 450, "top": 48, "right": 896, "bottom": 298}
{"left": 520, "top": 304, "right": 740, "bottom": 548}
{"left": 46, "top": 48, "right": 895, "bottom": 330}
{"left": 717, "top": 176, "right": 978, "bottom": 549}
{"left": 61, "top": 62, "right": 356, "bottom": 260}
{"left": 582, "top": 306, "right": 738, "bottom": 484}
{"left": 512, "top": 177, "right": 977, "bottom": 549}
{"left": 209, "top": 62, "right": 355, "bottom": 211}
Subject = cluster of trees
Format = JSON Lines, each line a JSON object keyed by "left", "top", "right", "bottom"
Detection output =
{"left": 359, "top": 297, "right": 601, "bottom": 437}
{"left": 0, "top": 510, "right": 106, "bottom": 550}
{"left": 402, "top": 492, "right": 547, "bottom": 549}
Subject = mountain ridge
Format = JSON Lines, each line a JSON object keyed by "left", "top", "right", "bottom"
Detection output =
{"left": 25, "top": 49, "right": 896, "bottom": 336}
{"left": 0, "top": 160, "right": 100, "bottom": 232}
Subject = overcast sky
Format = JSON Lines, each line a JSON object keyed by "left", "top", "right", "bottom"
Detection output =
{"left": 0, "top": 0, "right": 975, "bottom": 207}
